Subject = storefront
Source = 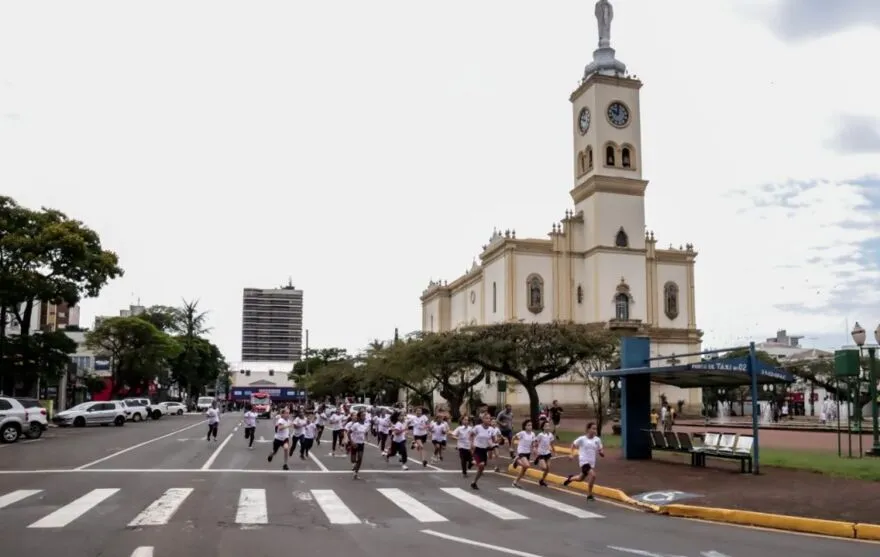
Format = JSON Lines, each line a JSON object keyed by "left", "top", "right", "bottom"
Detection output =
{"left": 229, "top": 387, "right": 305, "bottom": 403}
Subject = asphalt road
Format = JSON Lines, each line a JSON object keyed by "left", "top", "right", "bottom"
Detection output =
{"left": 1, "top": 413, "right": 877, "bottom": 557}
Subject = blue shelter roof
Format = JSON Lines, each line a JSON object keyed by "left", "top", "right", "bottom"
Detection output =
{"left": 593, "top": 356, "right": 795, "bottom": 388}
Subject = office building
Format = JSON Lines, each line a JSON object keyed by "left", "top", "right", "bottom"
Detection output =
{"left": 241, "top": 282, "right": 304, "bottom": 362}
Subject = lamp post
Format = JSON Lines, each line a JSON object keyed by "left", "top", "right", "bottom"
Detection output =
{"left": 850, "top": 322, "right": 880, "bottom": 456}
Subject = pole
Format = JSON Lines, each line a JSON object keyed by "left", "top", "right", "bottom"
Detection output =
{"left": 304, "top": 329, "right": 309, "bottom": 405}
{"left": 848, "top": 378, "right": 853, "bottom": 458}
{"left": 836, "top": 376, "right": 841, "bottom": 458}
{"left": 869, "top": 347, "right": 880, "bottom": 456}
{"left": 748, "top": 342, "right": 760, "bottom": 475}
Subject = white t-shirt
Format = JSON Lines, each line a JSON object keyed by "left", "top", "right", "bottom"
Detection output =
{"left": 243, "top": 411, "right": 257, "bottom": 427}
{"left": 430, "top": 422, "right": 448, "bottom": 442}
{"left": 515, "top": 431, "right": 536, "bottom": 455}
{"left": 378, "top": 416, "right": 391, "bottom": 434}
{"left": 453, "top": 425, "right": 472, "bottom": 449}
{"left": 274, "top": 417, "right": 291, "bottom": 441}
{"left": 329, "top": 414, "right": 343, "bottom": 431}
{"left": 391, "top": 421, "right": 407, "bottom": 443}
{"left": 291, "top": 417, "right": 306, "bottom": 437}
{"left": 206, "top": 408, "right": 219, "bottom": 424}
{"left": 472, "top": 425, "right": 495, "bottom": 449}
{"left": 411, "top": 415, "right": 429, "bottom": 436}
{"left": 573, "top": 435, "right": 603, "bottom": 467}
{"left": 349, "top": 422, "right": 369, "bottom": 444}
{"left": 488, "top": 426, "right": 499, "bottom": 445}
{"left": 536, "top": 432, "right": 555, "bottom": 455}
{"left": 316, "top": 413, "right": 325, "bottom": 426}
{"left": 303, "top": 423, "right": 317, "bottom": 439}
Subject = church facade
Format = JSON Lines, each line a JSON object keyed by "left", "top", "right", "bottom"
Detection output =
{"left": 419, "top": 1, "right": 703, "bottom": 412}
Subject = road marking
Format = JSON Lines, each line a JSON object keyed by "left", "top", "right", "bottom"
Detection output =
{"left": 311, "top": 489, "right": 360, "bottom": 524}
{"left": 201, "top": 432, "right": 235, "bottom": 470}
{"left": 0, "top": 489, "right": 42, "bottom": 509}
{"left": 440, "top": 487, "right": 526, "bottom": 520}
{"left": 367, "top": 440, "right": 443, "bottom": 471}
{"left": 235, "top": 489, "right": 268, "bottom": 525}
{"left": 422, "top": 529, "right": 544, "bottom": 557}
{"left": 74, "top": 421, "right": 206, "bottom": 469}
{"left": 131, "top": 547, "right": 154, "bottom": 557}
{"left": 28, "top": 488, "right": 119, "bottom": 528}
{"left": 0, "top": 468, "right": 462, "bottom": 475}
{"left": 308, "top": 450, "right": 329, "bottom": 472}
{"left": 377, "top": 488, "right": 447, "bottom": 522}
{"left": 498, "top": 487, "right": 603, "bottom": 518}
{"left": 128, "top": 488, "right": 194, "bottom": 526}
{"left": 608, "top": 546, "right": 688, "bottom": 557}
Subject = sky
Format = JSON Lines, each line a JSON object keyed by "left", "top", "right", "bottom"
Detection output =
{"left": 1, "top": 0, "right": 879, "bottom": 360}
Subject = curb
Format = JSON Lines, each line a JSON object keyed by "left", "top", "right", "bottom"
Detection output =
{"left": 504, "top": 447, "right": 880, "bottom": 541}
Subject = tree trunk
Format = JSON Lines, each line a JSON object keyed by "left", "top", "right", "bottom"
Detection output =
{"left": 523, "top": 381, "right": 541, "bottom": 427}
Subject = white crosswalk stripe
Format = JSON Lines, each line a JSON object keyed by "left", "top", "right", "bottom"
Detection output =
{"left": 129, "top": 488, "right": 194, "bottom": 526}
{"left": 28, "top": 488, "right": 119, "bottom": 528}
{"left": 0, "top": 484, "right": 602, "bottom": 530}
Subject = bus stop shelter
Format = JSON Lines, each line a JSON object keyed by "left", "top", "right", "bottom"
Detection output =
{"left": 593, "top": 337, "right": 794, "bottom": 474}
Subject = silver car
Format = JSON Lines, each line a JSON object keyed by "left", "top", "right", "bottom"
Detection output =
{"left": 53, "top": 401, "right": 128, "bottom": 428}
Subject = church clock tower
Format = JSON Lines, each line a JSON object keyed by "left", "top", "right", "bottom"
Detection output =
{"left": 570, "top": 0, "right": 648, "bottom": 253}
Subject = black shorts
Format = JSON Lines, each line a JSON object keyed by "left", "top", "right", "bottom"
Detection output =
{"left": 414, "top": 434, "right": 428, "bottom": 443}
{"left": 432, "top": 439, "right": 447, "bottom": 446}
{"left": 473, "top": 447, "right": 489, "bottom": 464}
{"left": 272, "top": 438, "right": 287, "bottom": 451}
{"left": 580, "top": 462, "right": 593, "bottom": 474}
{"left": 500, "top": 428, "right": 513, "bottom": 440}
{"left": 517, "top": 452, "right": 532, "bottom": 460}
{"left": 534, "top": 454, "right": 552, "bottom": 465}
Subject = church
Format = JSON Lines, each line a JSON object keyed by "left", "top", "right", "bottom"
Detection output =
{"left": 419, "top": 1, "right": 703, "bottom": 412}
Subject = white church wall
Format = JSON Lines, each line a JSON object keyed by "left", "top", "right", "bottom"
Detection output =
{"left": 514, "top": 253, "right": 554, "bottom": 322}
{"left": 655, "top": 262, "right": 688, "bottom": 328}
{"left": 482, "top": 257, "right": 507, "bottom": 324}
{"left": 422, "top": 298, "right": 440, "bottom": 332}
{"left": 450, "top": 288, "right": 468, "bottom": 328}
{"left": 591, "top": 251, "right": 647, "bottom": 321}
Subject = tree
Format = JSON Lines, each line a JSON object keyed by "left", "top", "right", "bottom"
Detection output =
{"left": 460, "top": 322, "right": 618, "bottom": 426}
{"left": 300, "top": 358, "right": 362, "bottom": 400}
{"left": 288, "top": 348, "right": 349, "bottom": 381}
{"left": 85, "top": 316, "right": 181, "bottom": 396}
{"left": 1, "top": 330, "right": 77, "bottom": 395}
{"left": 138, "top": 305, "right": 180, "bottom": 334}
{"left": 0, "top": 196, "right": 122, "bottom": 394}
{"left": 168, "top": 336, "right": 226, "bottom": 399}
{"left": 363, "top": 338, "right": 437, "bottom": 410}
{"left": 579, "top": 351, "right": 619, "bottom": 435}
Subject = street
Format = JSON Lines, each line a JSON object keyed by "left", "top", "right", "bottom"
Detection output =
{"left": 1, "top": 414, "right": 877, "bottom": 557}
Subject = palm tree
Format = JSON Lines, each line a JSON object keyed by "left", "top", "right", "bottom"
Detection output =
{"left": 177, "top": 299, "right": 210, "bottom": 338}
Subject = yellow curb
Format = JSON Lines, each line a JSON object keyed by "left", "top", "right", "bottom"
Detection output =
{"left": 660, "top": 504, "right": 858, "bottom": 539}
{"left": 855, "top": 522, "right": 880, "bottom": 541}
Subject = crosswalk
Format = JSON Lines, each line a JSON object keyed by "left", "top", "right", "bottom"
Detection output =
{"left": 0, "top": 485, "right": 603, "bottom": 530}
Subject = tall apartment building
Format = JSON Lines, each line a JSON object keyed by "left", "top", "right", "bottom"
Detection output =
{"left": 3, "top": 300, "right": 80, "bottom": 335}
{"left": 241, "top": 283, "right": 303, "bottom": 362}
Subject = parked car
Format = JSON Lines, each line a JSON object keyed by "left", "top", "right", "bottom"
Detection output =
{"left": 118, "top": 400, "right": 149, "bottom": 422}
{"left": 124, "top": 398, "right": 162, "bottom": 420}
{"left": 0, "top": 396, "right": 27, "bottom": 443}
{"left": 14, "top": 397, "right": 49, "bottom": 439}
{"left": 160, "top": 401, "right": 186, "bottom": 415}
{"left": 196, "top": 397, "right": 215, "bottom": 412}
{"left": 53, "top": 401, "right": 127, "bottom": 427}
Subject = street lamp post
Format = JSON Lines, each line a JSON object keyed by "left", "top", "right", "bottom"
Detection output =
{"left": 851, "top": 322, "right": 880, "bottom": 456}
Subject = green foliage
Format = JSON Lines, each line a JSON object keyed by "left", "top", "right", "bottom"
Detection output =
{"left": 85, "top": 316, "right": 181, "bottom": 395}
{"left": 289, "top": 347, "right": 349, "bottom": 380}
{"left": 1, "top": 330, "right": 77, "bottom": 391}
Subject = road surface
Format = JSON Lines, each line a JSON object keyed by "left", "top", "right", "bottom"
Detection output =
{"left": 1, "top": 413, "right": 876, "bottom": 557}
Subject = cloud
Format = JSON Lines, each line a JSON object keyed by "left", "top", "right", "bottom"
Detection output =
{"left": 765, "top": 0, "right": 880, "bottom": 41}
{"left": 826, "top": 114, "right": 880, "bottom": 154}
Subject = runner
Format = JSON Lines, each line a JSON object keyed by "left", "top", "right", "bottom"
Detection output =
{"left": 242, "top": 403, "right": 257, "bottom": 449}
{"left": 511, "top": 419, "right": 536, "bottom": 488}
{"left": 383, "top": 410, "right": 409, "bottom": 470}
{"left": 315, "top": 404, "right": 326, "bottom": 445}
{"left": 289, "top": 410, "right": 307, "bottom": 458}
{"left": 469, "top": 413, "right": 495, "bottom": 490}
{"left": 410, "top": 407, "right": 430, "bottom": 467}
{"left": 488, "top": 417, "right": 501, "bottom": 472}
{"left": 563, "top": 422, "right": 604, "bottom": 500}
{"left": 376, "top": 409, "right": 391, "bottom": 452}
{"left": 267, "top": 407, "right": 292, "bottom": 470}
{"left": 429, "top": 414, "right": 448, "bottom": 462}
{"left": 496, "top": 404, "right": 514, "bottom": 457}
{"left": 347, "top": 411, "right": 369, "bottom": 479}
{"left": 205, "top": 401, "right": 220, "bottom": 441}
{"left": 328, "top": 408, "right": 343, "bottom": 456}
{"left": 300, "top": 413, "right": 317, "bottom": 458}
{"left": 533, "top": 420, "right": 556, "bottom": 486}
{"left": 451, "top": 416, "right": 474, "bottom": 477}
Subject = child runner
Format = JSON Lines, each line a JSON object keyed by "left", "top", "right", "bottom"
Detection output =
{"left": 533, "top": 420, "right": 556, "bottom": 486}
{"left": 429, "top": 415, "right": 448, "bottom": 462}
{"left": 242, "top": 403, "right": 257, "bottom": 449}
{"left": 488, "top": 418, "right": 501, "bottom": 472}
{"left": 205, "top": 401, "right": 220, "bottom": 441}
{"left": 410, "top": 407, "right": 430, "bottom": 467}
{"left": 451, "top": 416, "right": 474, "bottom": 478}
{"left": 289, "top": 410, "right": 307, "bottom": 458}
{"left": 347, "top": 411, "right": 369, "bottom": 479}
{"left": 267, "top": 407, "right": 292, "bottom": 470}
{"left": 376, "top": 409, "right": 391, "bottom": 452}
{"left": 563, "top": 422, "right": 604, "bottom": 500}
{"left": 315, "top": 404, "right": 326, "bottom": 446}
{"left": 328, "top": 409, "right": 343, "bottom": 456}
{"left": 511, "top": 419, "right": 536, "bottom": 488}
{"left": 301, "top": 413, "right": 317, "bottom": 458}
{"left": 383, "top": 411, "right": 409, "bottom": 470}
{"left": 469, "top": 413, "right": 495, "bottom": 490}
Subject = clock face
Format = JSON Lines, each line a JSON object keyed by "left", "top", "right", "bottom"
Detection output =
{"left": 578, "top": 107, "right": 591, "bottom": 135}
{"left": 607, "top": 102, "right": 630, "bottom": 127}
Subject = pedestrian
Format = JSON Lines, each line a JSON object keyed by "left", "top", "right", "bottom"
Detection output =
{"left": 347, "top": 411, "right": 369, "bottom": 479}
{"left": 328, "top": 409, "right": 344, "bottom": 456}
{"left": 377, "top": 409, "right": 391, "bottom": 452}
{"left": 205, "top": 401, "right": 220, "bottom": 441}
{"left": 383, "top": 411, "right": 409, "bottom": 470}
{"left": 300, "top": 413, "right": 317, "bottom": 458}
{"left": 511, "top": 419, "right": 536, "bottom": 488}
{"left": 533, "top": 420, "right": 556, "bottom": 486}
{"left": 549, "top": 400, "right": 563, "bottom": 430}
{"left": 562, "top": 422, "right": 604, "bottom": 500}
{"left": 242, "top": 403, "right": 257, "bottom": 449}
{"left": 496, "top": 404, "right": 514, "bottom": 458}
{"left": 267, "top": 407, "right": 292, "bottom": 470}
{"left": 410, "top": 407, "right": 430, "bottom": 467}
{"left": 469, "top": 413, "right": 495, "bottom": 490}
{"left": 429, "top": 414, "right": 448, "bottom": 462}
{"left": 451, "top": 416, "right": 474, "bottom": 477}
{"left": 289, "top": 410, "right": 307, "bottom": 459}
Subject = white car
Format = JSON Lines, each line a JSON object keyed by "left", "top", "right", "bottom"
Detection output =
{"left": 53, "top": 401, "right": 128, "bottom": 428}
{"left": 119, "top": 400, "right": 149, "bottom": 422}
{"left": 161, "top": 402, "right": 186, "bottom": 415}
{"left": 196, "top": 397, "right": 215, "bottom": 412}
{"left": 15, "top": 397, "right": 49, "bottom": 438}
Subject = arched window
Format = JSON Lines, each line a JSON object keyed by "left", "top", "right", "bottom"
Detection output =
{"left": 615, "top": 293, "right": 630, "bottom": 321}
{"left": 526, "top": 274, "right": 544, "bottom": 314}
{"left": 492, "top": 282, "right": 497, "bottom": 313}
{"left": 621, "top": 147, "right": 632, "bottom": 168}
{"left": 578, "top": 151, "right": 587, "bottom": 174}
{"left": 576, "top": 284, "right": 584, "bottom": 304}
{"left": 615, "top": 227, "right": 629, "bottom": 247}
{"left": 587, "top": 146, "right": 594, "bottom": 169}
{"left": 664, "top": 282, "right": 679, "bottom": 320}
{"left": 605, "top": 145, "right": 615, "bottom": 166}
{"left": 430, "top": 315, "right": 434, "bottom": 331}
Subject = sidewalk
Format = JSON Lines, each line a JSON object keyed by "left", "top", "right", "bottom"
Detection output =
{"left": 533, "top": 447, "right": 880, "bottom": 525}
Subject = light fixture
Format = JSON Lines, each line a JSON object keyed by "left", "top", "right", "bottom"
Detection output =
{"left": 852, "top": 322, "right": 867, "bottom": 346}
{"left": 875, "top": 323, "right": 880, "bottom": 345}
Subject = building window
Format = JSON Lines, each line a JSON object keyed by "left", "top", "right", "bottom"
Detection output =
{"left": 576, "top": 284, "right": 584, "bottom": 304}
{"left": 578, "top": 151, "right": 587, "bottom": 174}
{"left": 605, "top": 144, "right": 616, "bottom": 166}
{"left": 621, "top": 147, "right": 632, "bottom": 168}
{"left": 526, "top": 273, "right": 544, "bottom": 314}
{"left": 587, "top": 146, "right": 594, "bottom": 169}
{"left": 664, "top": 282, "right": 680, "bottom": 320}
{"left": 615, "top": 293, "right": 630, "bottom": 321}
{"left": 615, "top": 227, "right": 629, "bottom": 248}
{"left": 492, "top": 282, "right": 497, "bottom": 313}
{"left": 430, "top": 315, "right": 434, "bottom": 331}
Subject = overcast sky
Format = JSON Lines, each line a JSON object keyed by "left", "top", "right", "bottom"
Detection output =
{"left": 2, "top": 0, "right": 879, "bottom": 360}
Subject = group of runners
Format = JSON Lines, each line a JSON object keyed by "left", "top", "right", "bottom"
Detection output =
{"left": 232, "top": 401, "right": 604, "bottom": 496}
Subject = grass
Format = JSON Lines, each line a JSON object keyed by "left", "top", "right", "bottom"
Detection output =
{"left": 553, "top": 429, "right": 880, "bottom": 481}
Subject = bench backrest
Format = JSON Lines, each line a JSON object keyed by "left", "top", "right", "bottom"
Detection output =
{"left": 735, "top": 435, "right": 754, "bottom": 453}
{"left": 702, "top": 432, "right": 720, "bottom": 448}
{"left": 718, "top": 433, "right": 736, "bottom": 450}
{"left": 662, "top": 431, "right": 679, "bottom": 449}
{"left": 675, "top": 431, "right": 695, "bottom": 449}
{"left": 650, "top": 430, "right": 666, "bottom": 448}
